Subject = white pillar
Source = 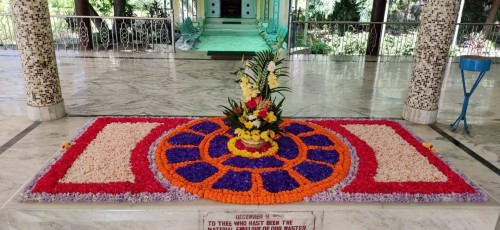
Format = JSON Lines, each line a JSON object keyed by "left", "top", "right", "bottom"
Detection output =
{"left": 10, "top": 0, "right": 66, "bottom": 121}
{"left": 402, "top": 0, "right": 460, "bottom": 124}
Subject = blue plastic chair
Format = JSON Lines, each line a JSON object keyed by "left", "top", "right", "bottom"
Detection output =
{"left": 451, "top": 55, "right": 492, "bottom": 134}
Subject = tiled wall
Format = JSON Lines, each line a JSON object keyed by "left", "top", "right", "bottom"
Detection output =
{"left": 10, "top": 0, "right": 63, "bottom": 107}
{"left": 405, "top": 0, "right": 459, "bottom": 111}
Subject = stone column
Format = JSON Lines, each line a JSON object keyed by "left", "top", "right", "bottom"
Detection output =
{"left": 402, "top": 0, "right": 459, "bottom": 124}
{"left": 10, "top": 0, "right": 66, "bottom": 121}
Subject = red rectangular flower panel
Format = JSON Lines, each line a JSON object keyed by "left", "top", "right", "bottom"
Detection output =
{"left": 20, "top": 117, "right": 486, "bottom": 204}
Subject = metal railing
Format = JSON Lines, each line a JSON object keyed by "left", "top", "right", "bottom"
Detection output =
{"left": 0, "top": 12, "right": 176, "bottom": 53}
{"left": 289, "top": 20, "right": 500, "bottom": 57}
{"left": 3, "top": 12, "right": 500, "bottom": 57}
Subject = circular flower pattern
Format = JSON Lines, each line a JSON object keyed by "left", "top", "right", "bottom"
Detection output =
{"left": 155, "top": 117, "right": 351, "bottom": 204}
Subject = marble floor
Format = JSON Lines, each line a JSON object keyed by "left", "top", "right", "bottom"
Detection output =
{"left": 0, "top": 51, "right": 499, "bottom": 229}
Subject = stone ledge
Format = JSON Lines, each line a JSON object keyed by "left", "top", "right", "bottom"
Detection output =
{"left": 2, "top": 198, "right": 499, "bottom": 230}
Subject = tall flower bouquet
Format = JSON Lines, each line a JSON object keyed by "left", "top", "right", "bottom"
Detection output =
{"left": 223, "top": 47, "right": 290, "bottom": 150}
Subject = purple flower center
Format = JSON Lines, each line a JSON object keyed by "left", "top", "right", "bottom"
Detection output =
{"left": 168, "top": 132, "right": 204, "bottom": 145}
{"left": 307, "top": 149, "right": 339, "bottom": 164}
{"left": 191, "top": 121, "right": 221, "bottom": 134}
{"left": 208, "top": 135, "right": 230, "bottom": 158}
{"left": 261, "top": 170, "right": 299, "bottom": 193}
{"left": 301, "top": 134, "right": 333, "bottom": 146}
{"left": 276, "top": 136, "right": 299, "bottom": 159}
{"left": 176, "top": 162, "right": 218, "bottom": 182}
{"left": 212, "top": 170, "right": 252, "bottom": 191}
{"left": 283, "top": 123, "right": 314, "bottom": 135}
{"left": 166, "top": 147, "right": 200, "bottom": 163}
{"left": 294, "top": 161, "right": 333, "bottom": 182}
{"left": 223, "top": 156, "right": 284, "bottom": 168}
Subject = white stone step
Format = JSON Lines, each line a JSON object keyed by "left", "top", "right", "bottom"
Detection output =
{"left": 205, "top": 18, "right": 258, "bottom": 25}
{"left": 203, "top": 28, "right": 259, "bottom": 36}
{"left": 204, "top": 23, "right": 258, "bottom": 30}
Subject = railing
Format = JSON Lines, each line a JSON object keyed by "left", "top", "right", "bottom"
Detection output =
{"left": 0, "top": 12, "right": 176, "bottom": 53}
{"left": 289, "top": 20, "right": 500, "bottom": 57}
{"left": 3, "top": 12, "right": 500, "bottom": 57}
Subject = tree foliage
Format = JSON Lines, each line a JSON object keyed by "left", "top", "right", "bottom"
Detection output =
{"left": 387, "top": 0, "right": 423, "bottom": 22}
{"left": 139, "top": 0, "right": 168, "bottom": 17}
{"left": 461, "top": 0, "right": 500, "bottom": 23}
{"left": 47, "top": 0, "right": 137, "bottom": 16}
{"left": 328, "top": 0, "right": 365, "bottom": 22}
{"left": 90, "top": 0, "right": 114, "bottom": 16}
{"left": 299, "top": 0, "right": 365, "bottom": 22}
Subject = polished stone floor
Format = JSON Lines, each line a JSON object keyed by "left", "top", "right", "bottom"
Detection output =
{"left": 0, "top": 51, "right": 498, "bottom": 229}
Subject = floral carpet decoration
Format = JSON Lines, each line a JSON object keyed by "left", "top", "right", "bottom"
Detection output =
{"left": 20, "top": 117, "right": 487, "bottom": 204}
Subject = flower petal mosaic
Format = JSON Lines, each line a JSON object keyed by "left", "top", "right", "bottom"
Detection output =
{"left": 20, "top": 117, "right": 487, "bottom": 204}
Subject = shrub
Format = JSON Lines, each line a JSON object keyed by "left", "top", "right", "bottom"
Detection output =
{"left": 309, "top": 40, "right": 332, "bottom": 54}
{"left": 381, "top": 33, "right": 417, "bottom": 56}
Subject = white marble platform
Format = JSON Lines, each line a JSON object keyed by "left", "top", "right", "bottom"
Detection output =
{"left": 0, "top": 52, "right": 499, "bottom": 229}
{"left": 0, "top": 117, "right": 498, "bottom": 230}
{"left": 2, "top": 197, "right": 499, "bottom": 230}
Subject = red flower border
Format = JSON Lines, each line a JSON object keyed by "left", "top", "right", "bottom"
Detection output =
{"left": 308, "top": 119, "right": 475, "bottom": 194}
{"left": 32, "top": 117, "right": 192, "bottom": 194}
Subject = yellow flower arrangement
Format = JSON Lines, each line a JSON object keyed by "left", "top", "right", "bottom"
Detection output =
{"left": 234, "top": 128, "right": 276, "bottom": 142}
{"left": 227, "top": 137, "right": 279, "bottom": 158}
{"left": 222, "top": 44, "right": 290, "bottom": 144}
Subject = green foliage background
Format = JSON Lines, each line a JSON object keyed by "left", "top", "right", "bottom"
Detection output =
{"left": 0, "top": 0, "right": 163, "bottom": 16}
{"left": 462, "top": 0, "right": 500, "bottom": 23}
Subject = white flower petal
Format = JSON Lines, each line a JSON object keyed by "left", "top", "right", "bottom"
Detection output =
{"left": 267, "top": 61, "right": 276, "bottom": 72}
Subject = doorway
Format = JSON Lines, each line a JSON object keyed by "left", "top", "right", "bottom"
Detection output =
{"left": 221, "top": 0, "right": 242, "bottom": 18}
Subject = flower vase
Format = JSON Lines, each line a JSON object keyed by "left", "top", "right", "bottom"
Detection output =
{"left": 241, "top": 138, "right": 267, "bottom": 149}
